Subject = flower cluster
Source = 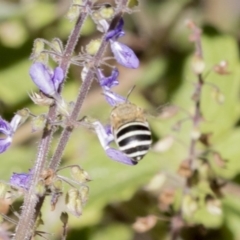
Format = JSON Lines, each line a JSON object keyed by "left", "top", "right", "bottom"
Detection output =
{"left": 84, "top": 18, "right": 142, "bottom": 166}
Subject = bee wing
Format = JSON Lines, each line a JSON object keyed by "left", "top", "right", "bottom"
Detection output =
{"left": 145, "top": 103, "right": 179, "bottom": 119}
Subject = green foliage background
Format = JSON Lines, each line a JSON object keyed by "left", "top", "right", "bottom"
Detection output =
{"left": 1, "top": 0, "right": 240, "bottom": 239}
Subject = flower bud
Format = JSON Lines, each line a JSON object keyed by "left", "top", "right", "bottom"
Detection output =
{"left": 60, "top": 212, "right": 69, "bottom": 224}
{"left": 128, "top": 0, "right": 139, "bottom": 8}
{"left": 10, "top": 171, "right": 32, "bottom": 190}
{"left": 99, "top": 5, "right": 114, "bottom": 19}
{"left": 65, "top": 189, "right": 82, "bottom": 217}
{"left": 110, "top": 41, "right": 139, "bottom": 68}
{"left": 36, "top": 52, "right": 49, "bottom": 65}
{"left": 190, "top": 127, "right": 201, "bottom": 140}
{"left": 192, "top": 55, "right": 205, "bottom": 74}
{"left": 214, "top": 60, "right": 230, "bottom": 75}
{"left": 31, "top": 38, "right": 45, "bottom": 60}
{"left": 206, "top": 197, "right": 222, "bottom": 215}
{"left": 211, "top": 89, "right": 225, "bottom": 104}
{"left": 35, "top": 180, "right": 46, "bottom": 197}
{"left": 51, "top": 38, "right": 63, "bottom": 54}
{"left": 51, "top": 38, "right": 63, "bottom": 62}
{"left": 66, "top": 6, "right": 80, "bottom": 22}
{"left": 158, "top": 189, "right": 175, "bottom": 207}
{"left": 51, "top": 192, "right": 62, "bottom": 211}
{"left": 132, "top": 215, "right": 157, "bottom": 233}
{"left": 80, "top": 185, "right": 89, "bottom": 204}
{"left": 182, "top": 195, "right": 198, "bottom": 217}
{"left": 144, "top": 173, "right": 166, "bottom": 193}
{"left": 31, "top": 114, "right": 47, "bottom": 133}
{"left": 71, "top": 166, "right": 91, "bottom": 184}
{"left": 52, "top": 179, "right": 63, "bottom": 192}
{"left": 29, "top": 63, "right": 64, "bottom": 98}
{"left": 55, "top": 96, "right": 70, "bottom": 116}
{"left": 197, "top": 161, "right": 211, "bottom": 180}
{"left": 178, "top": 160, "right": 192, "bottom": 178}
{"left": 86, "top": 39, "right": 101, "bottom": 55}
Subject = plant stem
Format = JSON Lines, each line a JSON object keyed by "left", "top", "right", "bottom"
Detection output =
{"left": 13, "top": 2, "right": 91, "bottom": 238}
{"left": 170, "top": 21, "right": 204, "bottom": 240}
{"left": 50, "top": 4, "right": 128, "bottom": 170}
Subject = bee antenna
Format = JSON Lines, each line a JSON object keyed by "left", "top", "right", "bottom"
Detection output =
{"left": 126, "top": 85, "right": 136, "bottom": 101}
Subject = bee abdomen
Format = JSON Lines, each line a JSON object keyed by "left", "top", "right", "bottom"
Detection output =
{"left": 115, "top": 122, "right": 152, "bottom": 162}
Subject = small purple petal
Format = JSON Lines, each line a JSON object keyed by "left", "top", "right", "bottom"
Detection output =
{"left": 103, "top": 89, "right": 126, "bottom": 106}
{"left": 105, "top": 147, "right": 136, "bottom": 165}
{"left": 10, "top": 114, "right": 22, "bottom": 132}
{"left": 106, "top": 18, "right": 125, "bottom": 41}
{"left": 0, "top": 118, "right": 12, "bottom": 136}
{"left": 110, "top": 41, "right": 139, "bottom": 69}
{"left": 104, "top": 124, "right": 112, "bottom": 137}
{"left": 29, "top": 63, "right": 56, "bottom": 96}
{"left": 0, "top": 138, "right": 12, "bottom": 154}
{"left": 10, "top": 171, "right": 32, "bottom": 190}
{"left": 52, "top": 67, "right": 64, "bottom": 91}
{"left": 0, "top": 117, "right": 13, "bottom": 153}
{"left": 98, "top": 68, "right": 119, "bottom": 88}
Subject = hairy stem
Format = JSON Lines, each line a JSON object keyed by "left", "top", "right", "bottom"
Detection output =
{"left": 50, "top": 4, "right": 128, "bottom": 170}
{"left": 170, "top": 21, "right": 204, "bottom": 240}
{"left": 13, "top": 2, "right": 91, "bottom": 238}
{"left": 14, "top": 0, "right": 130, "bottom": 239}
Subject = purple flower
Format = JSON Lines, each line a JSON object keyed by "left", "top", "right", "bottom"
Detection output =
{"left": 10, "top": 171, "right": 32, "bottom": 190}
{"left": 0, "top": 118, "right": 13, "bottom": 153}
{"left": 106, "top": 18, "right": 125, "bottom": 41}
{"left": 109, "top": 41, "right": 139, "bottom": 69}
{"left": 96, "top": 68, "right": 126, "bottom": 106}
{"left": 92, "top": 120, "right": 135, "bottom": 165}
{"left": 103, "top": 89, "right": 126, "bottom": 106}
{"left": 0, "top": 113, "right": 29, "bottom": 154}
{"left": 29, "top": 63, "right": 64, "bottom": 97}
{"left": 98, "top": 68, "right": 119, "bottom": 88}
{"left": 105, "top": 148, "right": 136, "bottom": 165}
{"left": 105, "top": 18, "right": 139, "bottom": 69}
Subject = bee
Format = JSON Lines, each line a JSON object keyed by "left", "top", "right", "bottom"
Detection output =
{"left": 110, "top": 102, "right": 152, "bottom": 164}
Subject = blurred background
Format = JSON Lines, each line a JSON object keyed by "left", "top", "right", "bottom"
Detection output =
{"left": 1, "top": 0, "right": 240, "bottom": 239}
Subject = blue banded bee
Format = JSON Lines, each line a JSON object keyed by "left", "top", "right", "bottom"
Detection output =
{"left": 110, "top": 102, "right": 152, "bottom": 163}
